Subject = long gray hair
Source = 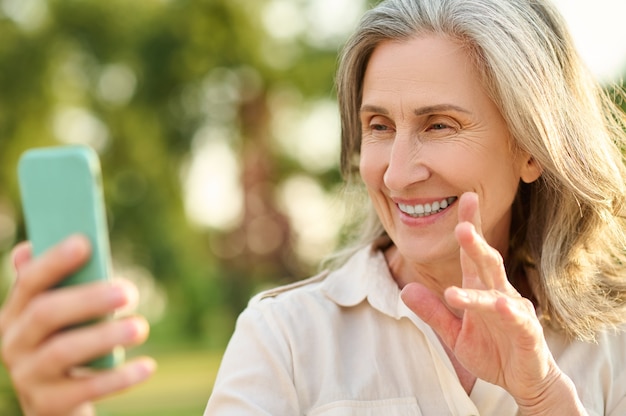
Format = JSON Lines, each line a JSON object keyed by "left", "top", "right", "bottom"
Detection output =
{"left": 334, "top": 0, "right": 626, "bottom": 341}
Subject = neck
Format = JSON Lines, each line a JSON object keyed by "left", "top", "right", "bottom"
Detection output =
{"left": 384, "top": 244, "right": 463, "bottom": 296}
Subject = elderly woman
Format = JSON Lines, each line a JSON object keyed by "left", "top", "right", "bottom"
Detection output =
{"left": 205, "top": 0, "right": 626, "bottom": 414}
{"left": 2, "top": 0, "right": 626, "bottom": 415}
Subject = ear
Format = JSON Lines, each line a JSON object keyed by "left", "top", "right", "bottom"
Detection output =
{"left": 520, "top": 153, "right": 542, "bottom": 184}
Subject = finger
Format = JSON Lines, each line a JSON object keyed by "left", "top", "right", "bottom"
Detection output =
{"left": 401, "top": 283, "right": 461, "bottom": 349}
{"left": 32, "top": 316, "right": 150, "bottom": 379}
{"left": 457, "top": 192, "right": 483, "bottom": 237}
{"left": 459, "top": 245, "right": 483, "bottom": 288}
{"left": 19, "top": 357, "right": 155, "bottom": 416}
{"left": 445, "top": 286, "right": 498, "bottom": 312}
{"left": 456, "top": 222, "right": 495, "bottom": 290}
{"left": 456, "top": 192, "right": 493, "bottom": 289}
{"left": 2, "top": 281, "right": 137, "bottom": 363}
{"left": 0, "top": 235, "right": 91, "bottom": 332}
{"left": 456, "top": 222, "right": 514, "bottom": 292}
{"left": 69, "top": 357, "right": 156, "bottom": 403}
{"left": 445, "top": 286, "right": 528, "bottom": 317}
{"left": 12, "top": 241, "right": 32, "bottom": 275}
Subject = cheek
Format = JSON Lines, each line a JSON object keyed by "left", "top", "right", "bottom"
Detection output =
{"left": 359, "top": 143, "right": 389, "bottom": 187}
{"left": 478, "top": 157, "right": 523, "bottom": 220}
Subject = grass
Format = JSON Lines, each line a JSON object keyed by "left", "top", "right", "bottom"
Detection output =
{"left": 95, "top": 347, "right": 223, "bottom": 416}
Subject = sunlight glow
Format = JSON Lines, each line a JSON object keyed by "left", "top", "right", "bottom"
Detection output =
{"left": 52, "top": 106, "right": 110, "bottom": 151}
{"left": 552, "top": 0, "right": 626, "bottom": 83}
{"left": 277, "top": 175, "right": 345, "bottom": 264}
{"left": 182, "top": 127, "right": 243, "bottom": 230}
{"left": 304, "top": 0, "right": 364, "bottom": 47}
{"left": 270, "top": 94, "right": 340, "bottom": 174}
{"left": 262, "top": 0, "right": 305, "bottom": 40}
{"left": 97, "top": 64, "right": 137, "bottom": 106}
{"left": 1, "top": 0, "right": 48, "bottom": 31}
{"left": 113, "top": 263, "right": 167, "bottom": 323}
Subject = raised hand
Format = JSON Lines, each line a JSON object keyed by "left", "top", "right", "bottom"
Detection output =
{"left": 0, "top": 236, "right": 155, "bottom": 416}
{"left": 401, "top": 192, "right": 585, "bottom": 414}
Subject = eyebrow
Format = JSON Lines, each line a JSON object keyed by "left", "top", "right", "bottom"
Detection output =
{"left": 359, "top": 103, "right": 472, "bottom": 116}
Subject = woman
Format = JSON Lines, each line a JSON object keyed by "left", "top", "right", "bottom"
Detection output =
{"left": 205, "top": 0, "right": 626, "bottom": 414}
{"left": 2, "top": 0, "right": 626, "bottom": 415}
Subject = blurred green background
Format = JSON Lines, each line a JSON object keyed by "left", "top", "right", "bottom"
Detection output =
{"left": 0, "top": 0, "right": 375, "bottom": 414}
{"left": 0, "top": 0, "right": 624, "bottom": 415}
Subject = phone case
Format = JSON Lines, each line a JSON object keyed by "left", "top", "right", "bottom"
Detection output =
{"left": 18, "top": 145, "right": 120, "bottom": 369}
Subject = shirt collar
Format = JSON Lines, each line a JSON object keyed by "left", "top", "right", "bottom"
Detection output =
{"left": 321, "top": 239, "right": 411, "bottom": 320}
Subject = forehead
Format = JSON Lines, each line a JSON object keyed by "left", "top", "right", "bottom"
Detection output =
{"left": 362, "top": 35, "right": 489, "bottom": 108}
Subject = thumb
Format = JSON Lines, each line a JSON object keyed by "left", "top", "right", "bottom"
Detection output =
{"left": 401, "top": 283, "right": 461, "bottom": 349}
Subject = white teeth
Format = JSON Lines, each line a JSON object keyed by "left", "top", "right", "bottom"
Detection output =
{"left": 398, "top": 197, "right": 457, "bottom": 218}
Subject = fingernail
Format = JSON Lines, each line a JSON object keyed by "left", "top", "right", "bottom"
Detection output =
{"left": 456, "top": 289, "right": 469, "bottom": 299}
{"left": 134, "top": 357, "right": 157, "bottom": 380}
{"left": 112, "top": 280, "right": 139, "bottom": 314}
{"left": 123, "top": 318, "right": 149, "bottom": 341}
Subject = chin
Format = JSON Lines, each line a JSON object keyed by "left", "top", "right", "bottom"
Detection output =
{"left": 392, "top": 233, "right": 459, "bottom": 265}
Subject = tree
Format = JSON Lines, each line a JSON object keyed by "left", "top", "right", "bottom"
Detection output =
{"left": 0, "top": 0, "right": 370, "bottom": 344}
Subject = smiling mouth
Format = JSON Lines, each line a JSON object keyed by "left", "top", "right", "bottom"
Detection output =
{"left": 398, "top": 197, "right": 458, "bottom": 218}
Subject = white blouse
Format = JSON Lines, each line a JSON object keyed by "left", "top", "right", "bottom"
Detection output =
{"left": 204, "top": 245, "right": 626, "bottom": 415}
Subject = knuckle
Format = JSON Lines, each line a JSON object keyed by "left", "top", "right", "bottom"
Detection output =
{"left": 45, "top": 336, "right": 74, "bottom": 366}
{"left": 486, "top": 248, "right": 504, "bottom": 269}
{"left": 27, "top": 294, "right": 55, "bottom": 327}
{"left": 519, "top": 297, "right": 536, "bottom": 312}
{"left": 84, "top": 375, "right": 109, "bottom": 398}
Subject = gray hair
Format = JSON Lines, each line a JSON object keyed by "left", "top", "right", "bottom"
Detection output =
{"left": 334, "top": 0, "right": 626, "bottom": 340}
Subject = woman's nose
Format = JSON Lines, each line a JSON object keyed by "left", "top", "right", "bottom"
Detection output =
{"left": 383, "top": 134, "right": 431, "bottom": 191}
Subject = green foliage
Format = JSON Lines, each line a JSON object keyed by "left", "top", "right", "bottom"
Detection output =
{"left": 0, "top": 0, "right": 361, "bottom": 408}
{"left": 0, "top": 0, "right": 359, "bottom": 344}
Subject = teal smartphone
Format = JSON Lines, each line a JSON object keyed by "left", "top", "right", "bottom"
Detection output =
{"left": 17, "top": 145, "right": 121, "bottom": 369}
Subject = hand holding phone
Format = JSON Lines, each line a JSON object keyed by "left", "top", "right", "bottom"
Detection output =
{"left": 17, "top": 145, "right": 121, "bottom": 369}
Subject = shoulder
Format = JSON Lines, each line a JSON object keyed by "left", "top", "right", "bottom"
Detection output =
{"left": 249, "top": 271, "right": 330, "bottom": 305}
{"left": 546, "top": 324, "right": 626, "bottom": 414}
{"left": 238, "top": 243, "right": 387, "bottom": 333}
{"left": 547, "top": 324, "right": 626, "bottom": 366}
{"left": 239, "top": 270, "right": 341, "bottom": 333}
{"left": 247, "top": 242, "right": 387, "bottom": 311}
{"left": 598, "top": 325, "right": 626, "bottom": 370}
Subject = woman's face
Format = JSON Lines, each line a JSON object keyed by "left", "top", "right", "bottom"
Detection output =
{"left": 359, "top": 35, "right": 538, "bottom": 267}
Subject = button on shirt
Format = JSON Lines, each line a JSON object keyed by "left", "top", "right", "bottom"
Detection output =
{"left": 205, "top": 244, "right": 626, "bottom": 415}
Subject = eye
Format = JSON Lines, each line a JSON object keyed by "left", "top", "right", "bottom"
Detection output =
{"left": 362, "top": 115, "right": 395, "bottom": 138}
{"left": 424, "top": 116, "right": 460, "bottom": 136}
{"left": 429, "top": 122, "right": 449, "bottom": 130}
{"left": 371, "top": 123, "right": 389, "bottom": 131}
{"left": 427, "top": 120, "right": 456, "bottom": 131}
